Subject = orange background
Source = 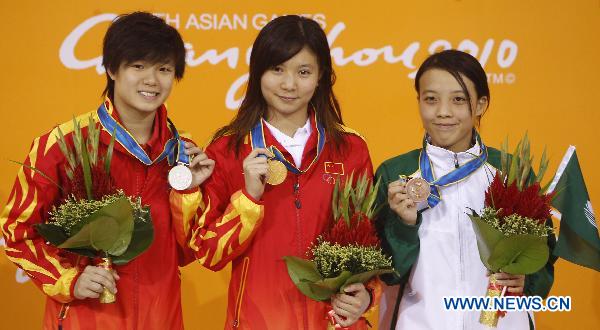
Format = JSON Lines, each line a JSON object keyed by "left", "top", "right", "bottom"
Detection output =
{"left": 0, "top": 1, "right": 598, "bottom": 328}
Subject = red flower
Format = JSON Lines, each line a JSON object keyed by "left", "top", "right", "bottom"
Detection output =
{"left": 484, "top": 172, "right": 553, "bottom": 223}
{"left": 68, "top": 163, "right": 115, "bottom": 200}
{"left": 323, "top": 213, "right": 380, "bottom": 247}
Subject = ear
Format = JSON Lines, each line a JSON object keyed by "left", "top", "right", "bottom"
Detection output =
{"left": 474, "top": 96, "right": 488, "bottom": 117}
{"left": 107, "top": 69, "right": 116, "bottom": 81}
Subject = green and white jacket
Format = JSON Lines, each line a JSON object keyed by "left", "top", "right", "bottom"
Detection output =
{"left": 375, "top": 141, "right": 556, "bottom": 330}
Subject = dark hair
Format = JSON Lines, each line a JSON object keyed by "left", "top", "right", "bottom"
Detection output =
{"left": 213, "top": 15, "right": 345, "bottom": 154}
{"left": 415, "top": 49, "right": 490, "bottom": 123}
{"left": 102, "top": 12, "right": 186, "bottom": 99}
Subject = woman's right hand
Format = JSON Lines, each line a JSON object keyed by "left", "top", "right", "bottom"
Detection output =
{"left": 73, "top": 265, "right": 119, "bottom": 300}
{"left": 387, "top": 179, "right": 418, "bottom": 225}
{"left": 243, "top": 148, "right": 271, "bottom": 201}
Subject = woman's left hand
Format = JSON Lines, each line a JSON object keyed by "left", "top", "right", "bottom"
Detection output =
{"left": 183, "top": 142, "right": 215, "bottom": 189}
{"left": 494, "top": 272, "right": 525, "bottom": 294}
{"left": 330, "top": 283, "right": 371, "bottom": 327}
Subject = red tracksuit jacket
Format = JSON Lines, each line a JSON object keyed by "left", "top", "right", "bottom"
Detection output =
{"left": 1, "top": 98, "right": 194, "bottom": 329}
{"left": 171, "top": 114, "right": 376, "bottom": 329}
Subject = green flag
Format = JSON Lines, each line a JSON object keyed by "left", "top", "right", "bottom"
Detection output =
{"left": 548, "top": 146, "right": 600, "bottom": 272}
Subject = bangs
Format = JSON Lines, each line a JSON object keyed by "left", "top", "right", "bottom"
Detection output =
{"left": 265, "top": 38, "right": 306, "bottom": 68}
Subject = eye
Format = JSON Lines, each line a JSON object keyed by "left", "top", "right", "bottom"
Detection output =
{"left": 422, "top": 96, "right": 437, "bottom": 104}
{"left": 453, "top": 96, "right": 467, "bottom": 104}
{"left": 271, "top": 66, "right": 284, "bottom": 73}
{"left": 131, "top": 63, "right": 144, "bottom": 70}
{"left": 159, "top": 66, "right": 173, "bottom": 73}
{"left": 299, "top": 69, "right": 311, "bottom": 76}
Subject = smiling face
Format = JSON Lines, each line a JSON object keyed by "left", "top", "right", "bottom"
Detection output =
{"left": 260, "top": 46, "right": 320, "bottom": 121}
{"left": 109, "top": 59, "right": 175, "bottom": 117}
{"left": 418, "top": 69, "right": 488, "bottom": 152}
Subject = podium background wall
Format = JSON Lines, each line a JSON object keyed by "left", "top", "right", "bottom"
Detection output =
{"left": 0, "top": 1, "right": 598, "bottom": 328}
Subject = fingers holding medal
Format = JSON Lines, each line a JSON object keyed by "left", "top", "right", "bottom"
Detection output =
{"left": 387, "top": 175, "right": 424, "bottom": 225}
{"left": 170, "top": 141, "right": 215, "bottom": 190}
{"left": 243, "top": 148, "right": 272, "bottom": 200}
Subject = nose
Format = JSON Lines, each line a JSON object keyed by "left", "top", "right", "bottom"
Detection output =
{"left": 143, "top": 70, "right": 158, "bottom": 86}
{"left": 280, "top": 72, "right": 296, "bottom": 91}
{"left": 436, "top": 99, "right": 452, "bottom": 118}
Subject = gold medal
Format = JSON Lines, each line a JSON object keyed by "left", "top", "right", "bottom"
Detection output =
{"left": 266, "top": 159, "right": 287, "bottom": 185}
{"left": 405, "top": 177, "right": 431, "bottom": 203}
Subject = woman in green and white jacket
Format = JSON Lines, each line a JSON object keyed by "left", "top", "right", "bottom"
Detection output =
{"left": 376, "top": 50, "right": 555, "bottom": 330}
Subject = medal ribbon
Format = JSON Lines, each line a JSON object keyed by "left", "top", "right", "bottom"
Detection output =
{"left": 250, "top": 113, "right": 326, "bottom": 175}
{"left": 97, "top": 102, "right": 188, "bottom": 166}
{"left": 419, "top": 132, "right": 488, "bottom": 208}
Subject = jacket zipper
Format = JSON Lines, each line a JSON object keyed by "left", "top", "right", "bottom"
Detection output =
{"left": 233, "top": 257, "right": 250, "bottom": 327}
{"left": 293, "top": 176, "right": 309, "bottom": 330}
{"left": 57, "top": 303, "right": 69, "bottom": 330}
{"left": 133, "top": 163, "right": 148, "bottom": 330}
{"left": 456, "top": 167, "right": 466, "bottom": 330}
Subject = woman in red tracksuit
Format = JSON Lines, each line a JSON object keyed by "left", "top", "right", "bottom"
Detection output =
{"left": 171, "top": 15, "right": 376, "bottom": 329}
{"left": 1, "top": 12, "right": 215, "bottom": 329}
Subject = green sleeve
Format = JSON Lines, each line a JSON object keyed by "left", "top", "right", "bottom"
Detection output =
{"left": 376, "top": 161, "right": 422, "bottom": 286}
{"left": 524, "top": 217, "right": 557, "bottom": 298}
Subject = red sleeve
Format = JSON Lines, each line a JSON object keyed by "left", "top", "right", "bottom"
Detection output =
{"left": 170, "top": 137, "right": 265, "bottom": 271}
{"left": 1, "top": 132, "right": 82, "bottom": 303}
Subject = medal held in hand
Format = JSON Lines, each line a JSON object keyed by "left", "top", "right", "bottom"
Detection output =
{"left": 402, "top": 176, "right": 431, "bottom": 203}
{"left": 169, "top": 163, "right": 193, "bottom": 190}
{"left": 266, "top": 159, "right": 287, "bottom": 185}
{"left": 169, "top": 139, "right": 193, "bottom": 190}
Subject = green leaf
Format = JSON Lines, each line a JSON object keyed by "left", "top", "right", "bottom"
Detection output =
{"left": 79, "top": 129, "right": 94, "bottom": 200}
{"left": 318, "top": 271, "right": 353, "bottom": 290}
{"left": 519, "top": 157, "right": 531, "bottom": 190}
{"left": 89, "top": 217, "right": 120, "bottom": 251}
{"left": 34, "top": 223, "right": 69, "bottom": 246}
{"left": 331, "top": 177, "right": 340, "bottom": 221}
{"left": 283, "top": 256, "right": 330, "bottom": 300}
{"left": 58, "top": 197, "right": 135, "bottom": 255}
{"left": 56, "top": 126, "right": 76, "bottom": 172}
{"left": 488, "top": 234, "right": 549, "bottom": 275}
{"left": 364, "top": 177, "right": 381, "bottom": 219}
{"left": 536, "top": 147, "right": 549, "bottom": 185}
{"left": 105, "top": 128, "right": 117, "bottom": 176}
{"left": 57, "top": 222, "right": 94, "bottom": 250}
{"left": 103, "top": 198, "right": 134, "bottom": 256}
{"left": 508, "top": 141, "right": 522, "bottom": 185}
{"left": 500, "top": 137, "right": 509, "bottom": 179}
{"left": 305, "top": 271, "right": 352, "bottom": 300}
{"left": 87, "top": 116, "right": 100, "bottom": 166}
{"left": 112, "top": 208, "right": 154, "bottom": 265}
{"left": 468, "top": 213, "right": 505, "bottom": 271}
{"left": 341, "top": 268, "right": 395, "bottom": 290}
{"left": 9, "top": 160, "right": 63, "bottom": 192}
{"left": 283, "top": 256, "right": 322, "bottom": 283}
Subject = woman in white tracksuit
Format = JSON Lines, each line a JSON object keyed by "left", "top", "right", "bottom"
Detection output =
{"left": 375, "top": 50, "right": 555, "bottom": 330}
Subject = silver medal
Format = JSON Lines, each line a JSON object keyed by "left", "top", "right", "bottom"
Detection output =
{"left": 168, "top": 164, "right": 193, "bottom": 190}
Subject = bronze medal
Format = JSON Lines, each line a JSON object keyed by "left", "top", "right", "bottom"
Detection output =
{"left": 405, "top": 177, "right": 431, "bottom": 203}
{"left": 266, "top": 159, "right": 287, "bottom": 185}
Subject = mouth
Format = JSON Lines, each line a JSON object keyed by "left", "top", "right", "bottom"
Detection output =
{"left": 433, "top": 123, "right": 458, "bottom": 130}
{"left": 138, "top": 91, "right": 160, "bottom": 99}
{"left": 276, "top": 94, "right": 298, "bottom": 102}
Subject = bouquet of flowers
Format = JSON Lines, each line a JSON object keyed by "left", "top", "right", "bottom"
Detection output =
{"left": 22, "top": 116, "right": 154, "bottom": 303}
{"left": 468, "top": 134, "right": 554, "bottom": 327}
{"left": 283, "top": 171, "right": 393, "bottom": 328}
